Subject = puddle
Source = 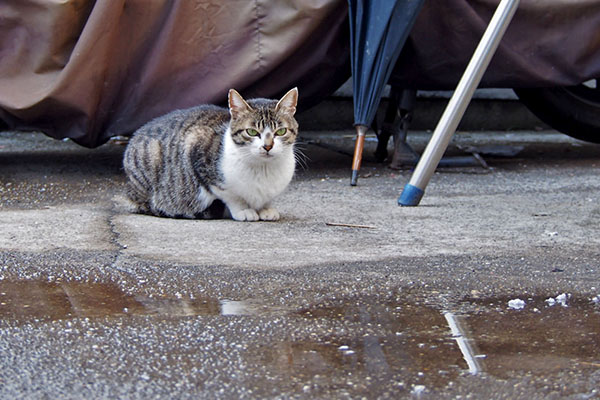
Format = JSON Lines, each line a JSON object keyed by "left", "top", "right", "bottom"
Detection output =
{"left": 0, "top": 281, "right": 260, "bottom": 322}
{"left": 257, "top": 296, "right": 600, "bottom": 393}
{"left": 461, "top": 295, "right": 600, "bottom": 379}
{"left": 266, "top": 300, "right": 464, "bottom": 391}
{"left": 1, "top": 280, "right": 599, "bottom": 392}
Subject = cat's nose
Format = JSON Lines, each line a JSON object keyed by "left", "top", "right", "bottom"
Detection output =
{"left": 263, "top": 143, "right": 273, "bottom": 152}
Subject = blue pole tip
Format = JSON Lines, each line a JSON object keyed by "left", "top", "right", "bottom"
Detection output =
{"left": 398, "top": 183, "right": 424, "bottom": 206}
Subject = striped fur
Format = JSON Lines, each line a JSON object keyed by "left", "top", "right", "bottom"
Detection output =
{"left": 123, "top": 88, "right": 299, "bottom": 220}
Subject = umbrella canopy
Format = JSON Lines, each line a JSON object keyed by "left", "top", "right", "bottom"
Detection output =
{"left": 348, "top": 0, "right": 424, "bottom": 126}
{"left": 348, "top": 0, "right": 424, "bottom": 184}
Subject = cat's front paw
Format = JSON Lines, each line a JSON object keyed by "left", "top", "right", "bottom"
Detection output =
{"left": 259, "top": 207, "right": 280, "bottom": 221}
{"left": 231, "top": 208, "right": 260, "bottom": 222}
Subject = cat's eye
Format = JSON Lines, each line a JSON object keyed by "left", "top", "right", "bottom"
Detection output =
{"left": 246, "top": 128, "right": 260, "bottom": 137}
{"left": 275, "top": 128, "right": 287, "bottom": 136}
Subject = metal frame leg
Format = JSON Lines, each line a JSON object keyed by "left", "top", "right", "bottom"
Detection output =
{"left": 390, "top": 89, "right": 419, "bottom": 169}
{"left": 375, "top": 88, "right": 420, "bottom": 169}
{"left": 374, "top": 88, "right": 401, "bottom": 163}
{"left": 398, "top": 0, "right": 520, "bottom": 206}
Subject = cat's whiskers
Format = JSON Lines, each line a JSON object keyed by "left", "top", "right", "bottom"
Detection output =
{"left": 293, "top": 144, "right": 309, "bottom": 171}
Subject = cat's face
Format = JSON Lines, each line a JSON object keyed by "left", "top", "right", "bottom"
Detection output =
{"left": 228, "top": 88, "right": 298, "bottom": 160}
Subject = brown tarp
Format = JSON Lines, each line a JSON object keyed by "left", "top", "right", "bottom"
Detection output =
{"left": 1, "top": 0, "right": 600, "bottom": 147}
{"left": 0, "top": 0, "right": 350, "bottom": 147}
{"left": 392, "top": 0, "right": 600, "bottom": 90}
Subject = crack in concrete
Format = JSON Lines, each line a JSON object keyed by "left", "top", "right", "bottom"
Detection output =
{"left": 106, "top": 197, "right": 129, "bottom": 273}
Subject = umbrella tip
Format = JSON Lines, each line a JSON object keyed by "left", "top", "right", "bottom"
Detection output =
{"left": 351, "top": 170, "right": 359, "bottom": 186}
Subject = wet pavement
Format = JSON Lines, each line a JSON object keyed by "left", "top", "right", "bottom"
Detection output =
{"left": 1, "top": 129, "right": 600, "bottom": 399}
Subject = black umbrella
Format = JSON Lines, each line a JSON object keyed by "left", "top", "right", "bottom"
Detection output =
{"left": 348, "top": 0, "right": 425, "bottom": 185}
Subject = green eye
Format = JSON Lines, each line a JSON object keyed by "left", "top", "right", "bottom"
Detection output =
{"left": 246, "top": 128, "right": 260, "bottom": 137}
{"left": 275, "top": 128, "right": 287, "bottom": 136}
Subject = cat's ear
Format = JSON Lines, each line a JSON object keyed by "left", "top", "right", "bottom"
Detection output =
{"left": 276, "top": 87, "right": 298, "bottom": 116}
{"left": 228, "top": 89, "right": 253, "bottom": 118}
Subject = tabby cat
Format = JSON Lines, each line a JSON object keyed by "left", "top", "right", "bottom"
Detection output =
{"left": 123, "top": 88, "right": 298, "bottom": 221}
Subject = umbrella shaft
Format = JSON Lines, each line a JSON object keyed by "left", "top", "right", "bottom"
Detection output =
{"left": 351, "top": 125, "right": 369, "bottom": 186}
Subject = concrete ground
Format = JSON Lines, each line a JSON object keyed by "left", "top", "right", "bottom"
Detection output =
{"left": 1, "top": 128, "right": 600, "bottom": 399}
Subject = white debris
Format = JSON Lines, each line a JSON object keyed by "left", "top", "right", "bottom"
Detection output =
{"left": 546, "top": 293, "right": 571, "bottom": 307}
{"left": 338, "top": 345, "right": 350, "bottom": 350}
{"left": 508, "top": 299, "right": 526, "bottom": 310}
{"left": 591, "top": 295, "right": 600, "bottom": 304}
{"left": 411, "top": 385, "right": 426, "bottom": 395}
{"left": 556, "top": 293, "right": 570, "bottom": 306}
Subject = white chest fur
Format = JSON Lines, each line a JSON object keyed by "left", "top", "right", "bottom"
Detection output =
{"left": 219, "top": 130, "right": 295, "bottom": 210}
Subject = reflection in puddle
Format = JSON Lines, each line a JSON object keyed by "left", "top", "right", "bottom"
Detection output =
{"left": 444, "top": 312, "right": 484, "bottom": 374}
{"left": 0, "top": 281, "right": 260, "bottom": 322}
{"left": 464, "top": 295, "right": 600, "bottom": 379}
{"left": 279, "top": 301, "right": 470, "bottom": 391}
{"left": 262, "top": 296, "right": 600, "bottom": 392}
{"left": 220, "top": 299, "right": 261, "bottom": 316}
{"left": 0, "top": 281, "right": 145, "bottom": 321}
{"left": 1, "top": 280, "right": 599, "bottom": 392}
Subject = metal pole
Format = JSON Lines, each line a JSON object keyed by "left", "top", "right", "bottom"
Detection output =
{"left": 398, "top": 0, "right": 520, "bottom": 206}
